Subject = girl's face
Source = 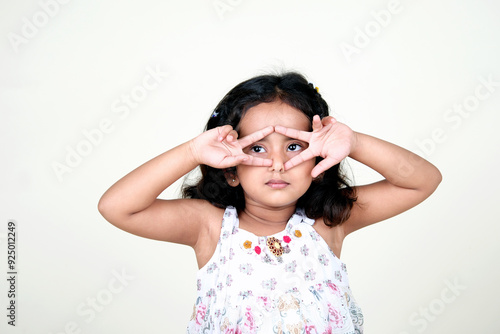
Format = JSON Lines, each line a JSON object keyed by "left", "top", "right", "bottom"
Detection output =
{"left": 235, "top": 100, "right": 315, "bottom": 209}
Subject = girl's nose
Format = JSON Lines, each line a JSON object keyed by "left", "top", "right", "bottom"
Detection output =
{"left": 269, "top": 154, "right": 285, "bottom": 173}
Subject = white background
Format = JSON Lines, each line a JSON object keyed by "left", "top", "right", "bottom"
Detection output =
{"left": 1, "top": 0, "right": 500, "bottom": 333}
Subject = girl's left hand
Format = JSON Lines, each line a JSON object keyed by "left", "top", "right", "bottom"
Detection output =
{"left": 275, "top": 115, "right": 358, "bottom": 178}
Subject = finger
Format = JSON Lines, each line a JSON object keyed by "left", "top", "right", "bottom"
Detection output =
{"left": 226, "top": 129, "right": 239, "bottom": 143}
{"left": 220, "top": 154, "right": 249, "bottom": 167}
{"left": 238, "top": 125, "right": 274, "bottom": 148}
{"left": 283, "top": 149, "right": 317, "bottom": 170}
{"left": 321, "top": 116, "right": 337, "bottom": 126}
{"left": 217, "top": 125, "right": 234, "bottom": 142}
{"left": 274, "top": 125, "right": 312, "bottom": 142}
{"left": 240, "top": 155, "right": 273, "bottom": 167}
{"left": 220, "top": 129, "right": 242, "bottom": 154}
{"left": 311, "top": 156, "right": 341, "bottom": 178}
{"left": 312, "top": 115, "right": 323, "bottom": 131}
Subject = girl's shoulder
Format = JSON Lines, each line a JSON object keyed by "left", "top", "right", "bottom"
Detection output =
{"left": 153, "top": 198, "right": 225, "bottom": 248}
{"left": 188, "top": 200, "right": 226, "bottom": 269}
{"left": 312, "top": 217, "right": 346, "bottom": 259}
{"left": 185, "top": 199, "right": 226, "bottom": 238}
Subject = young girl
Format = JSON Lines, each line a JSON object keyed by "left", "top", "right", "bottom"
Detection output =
{"left": 98, "top": 72, "right": 441, "bottom": 333}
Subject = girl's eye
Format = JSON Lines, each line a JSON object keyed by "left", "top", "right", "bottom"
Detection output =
{"left": 250, "top": 145, "right": 266, "bottom": 153}
{"left": 287, "top": 143, "right": 302, "bottom": 152}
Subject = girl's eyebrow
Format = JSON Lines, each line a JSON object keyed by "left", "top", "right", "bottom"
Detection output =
{"left": 258, "top": 135, "right": 305, "bottom": 143}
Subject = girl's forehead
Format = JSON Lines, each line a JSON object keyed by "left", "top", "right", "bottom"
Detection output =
{"left": 238, "top": 101, "right": 311, "bottom": 136}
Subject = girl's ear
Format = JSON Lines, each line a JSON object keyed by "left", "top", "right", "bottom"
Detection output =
{"left": 228, "top": 176, "right": 240, "bottom": 187}
{"left": 224, "top": 169, "right": 240, "bottom": 187}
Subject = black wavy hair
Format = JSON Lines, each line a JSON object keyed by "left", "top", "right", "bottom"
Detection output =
{"left": 182, "top": 72, "right": 357, "bottom": 227}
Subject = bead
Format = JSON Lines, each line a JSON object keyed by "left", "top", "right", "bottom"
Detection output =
{"left": 267, "top": 237, "right": 283, "bottom": 257}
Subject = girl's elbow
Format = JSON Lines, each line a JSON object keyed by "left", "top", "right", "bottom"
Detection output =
{"left": 426, "top": 166, "right": 442, "bottom": 194}
{"left": 97, "top": 194, "right": 137, "bottom": 230}
{"left": 435, "top": 168, "right": 443, "bottom": 185}
{"left": 97, "top": 195, "right": 116, "bottom": 222}
{"left": 432, "top": 165, "right": 443, "bottom": 186}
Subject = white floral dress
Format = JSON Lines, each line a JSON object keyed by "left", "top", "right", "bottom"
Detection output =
{"left": 187, "top": 207, "right": 364, "bottom": 333}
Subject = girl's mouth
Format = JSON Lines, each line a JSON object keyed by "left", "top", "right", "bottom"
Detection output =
{"left": 265, "top": 179, "right": 290, "bottom": 189}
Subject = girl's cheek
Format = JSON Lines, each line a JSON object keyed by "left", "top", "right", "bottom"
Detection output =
{"left": 303, "top": 159, "right": 316, "bottom": 172}
{"left": 248, "top": 152, "right": 268, "bottom": 159}
{"left": 287, "top": 150, "right": 304, "bottom": 160}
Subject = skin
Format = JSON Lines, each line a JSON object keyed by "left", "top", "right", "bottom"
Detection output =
{"left": 233, "top": 102, "right": 316, "bottom": 236}
{"left": 98, "top": 100, "right": 442, "bottom": 268}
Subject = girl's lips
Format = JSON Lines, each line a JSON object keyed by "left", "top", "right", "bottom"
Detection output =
{"left": 266, "top": 179, "right": 289, "bottom": 189}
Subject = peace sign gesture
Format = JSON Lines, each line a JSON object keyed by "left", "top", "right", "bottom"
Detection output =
{"left": 275, "top": 115, "right": 358, "bottom": 178}
{"left": 190, "top": 124, "right": 274, "bottom": 169}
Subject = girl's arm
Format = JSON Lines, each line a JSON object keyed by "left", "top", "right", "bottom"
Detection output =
{"left": 343, "top": 132, "right": 442, "bottom": 235}
{"left": 275, "top": 116, "right": 442, "bottom": 235}
{"left": 98, "top": 125, "right": 274, "bottom": 248}
{"left": 98, "top": 141, "right": 212, "bottom": 247}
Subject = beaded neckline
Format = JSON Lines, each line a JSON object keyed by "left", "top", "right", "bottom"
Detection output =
{"left": 235, "top": 209, "right": 314, "bottom": 264}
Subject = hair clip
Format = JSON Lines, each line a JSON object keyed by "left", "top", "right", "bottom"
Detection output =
{"left": 211, "top": 111, "right": 219, "bottom": 118}
{"left": 308, "top": 83, "right": 319, "bottom": 94}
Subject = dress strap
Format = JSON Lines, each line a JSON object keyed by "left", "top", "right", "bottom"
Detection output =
{"left": 289, "top": 208, "right": 316, "bottom": 227}
{"left": 220, "top": 206, "right": 238, "bottom": 236}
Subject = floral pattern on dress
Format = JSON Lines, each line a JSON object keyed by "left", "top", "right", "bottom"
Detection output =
{"left": 319, "top": 254, "right": 330, "bottom": 266}
{"left": 239, "top": 263, "right": 254, "bottom": 275}
{"left": 261, "top": 278, "right": 277, "bottom": 290}
{"left": 300, "top": 244, "right": 309, "bottom": 256}
{"left": 186, "top": 206, "right": 364, "bottom": 334}
{"left": 285, "top": 260, "right": 297, "bottom": 273}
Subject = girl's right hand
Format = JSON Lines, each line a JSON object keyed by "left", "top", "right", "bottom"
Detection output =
{"left": 189, "top": 125, "right": 274, "bottom": 169}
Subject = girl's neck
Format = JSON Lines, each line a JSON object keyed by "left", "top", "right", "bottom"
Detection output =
{"left": 238, "top": 204, "right": 296, "bottom": 236}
